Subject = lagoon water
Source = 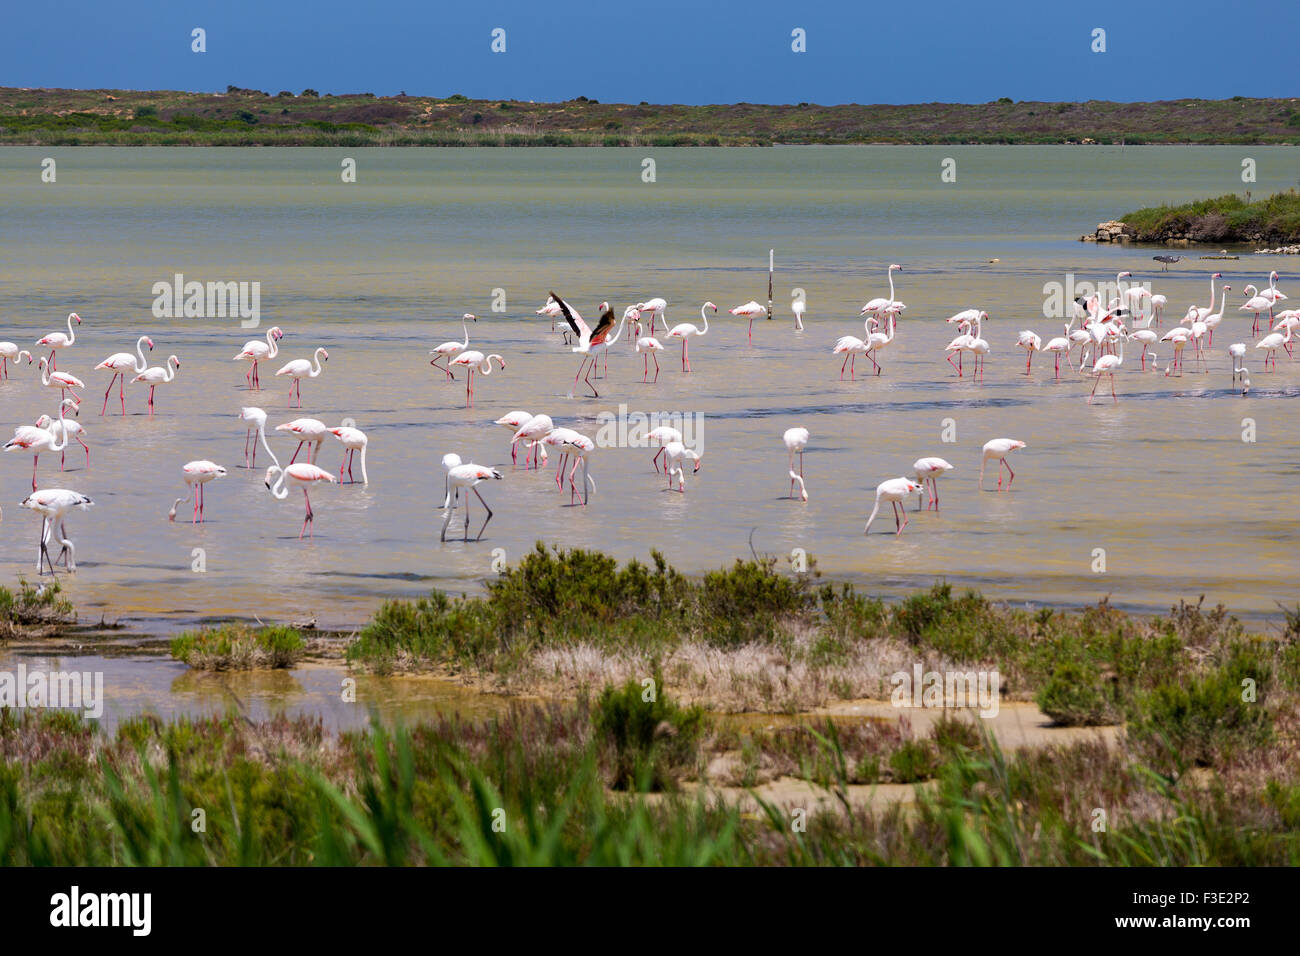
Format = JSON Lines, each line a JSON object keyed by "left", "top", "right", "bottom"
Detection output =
{"left": 0, "top": 145, "right": 1297, "bottom": 635}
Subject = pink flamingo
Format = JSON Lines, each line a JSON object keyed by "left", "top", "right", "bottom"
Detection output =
{"left": 5, "top": 399, "right": 71, "bottom": 490}
{"left": 265, "top": 463, "right": 336, "bottom": 539}
{"left": 429, "top": 314, "right": 474, "bottom": 381}
{"left": 276, "top": 348, "right": 328, "bottom": 408}
{"left": 864, "top": 477, "right": 923, "bottom": 536}
{"left": 0, "top": 343, "right": 32, "bottom": 378}
{"left": 36, "top": 313, "right": 80, "bottom": 370}
{"left": 130, "top": 355, "right": 180, "bottom": 414}
{"left": 447, "top": 350, "right": 506, "bottom": 407}
{"left": 233, "top": 326, "right": 284, "bottom": 389}
{"left": 276, "top": 418, "right": 329, "bottom": 464}
{"left": 979, "top": 439, "right": 1026, "bottom": 491}
{"left": 729, "top": 301, "right": 767, "bottom": 344}
{"left": 664, "top": 302, "right": 715, "bottom": 372}
{"left": 37, "top": 357, "right": 84, "bottom": 407}
{"left": 329, "top": 425, "right": 369, "bottom": 485}
{"left": 912, "top": 457, "right": 953, "bottom": 511}
{"left": 34, "top": 401, "right": 89, "bottom": 470}
{"left": 95, "top": 335, "right": 153, "bottom": 415}
{"left": 168, "top": 460, "right": 227, "bottom": 524}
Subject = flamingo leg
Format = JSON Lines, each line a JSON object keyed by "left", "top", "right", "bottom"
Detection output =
{"left": 31, "top": 454, "right": 38, "bottom": 491}
{"left": 101, "top": 373, "right": 119, "bottom": 415}
{"left": 290, "top": 441, "right": 304, "bottom": 465}
{"left": 651, "top": 447, "right": 664, "bottom": 473}
{"left": 472, "top": 486, "right": 493, "bottom": 541}
{"left": 300, "top": 487, "right": 314, "bottom": 539}
{"left": 148, "top": 385, "right": 156, "bottom": 414}
{"left": 568, "top": 458, "right": 582, "bottom": 504}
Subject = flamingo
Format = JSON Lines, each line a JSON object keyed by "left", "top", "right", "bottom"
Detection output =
{"left": 791, "top": 297, "right": 806, "bottom": 331}
{"left": 1086, "top": 331, "right": 1127, "bottom": 403}
{"left": 664, "top": 302, "right": 715, "bottom": 372}
{"left": 646, "top": 425, "right": 682, "bottom": 473}
{"left": 429, "top": 314, "right": 475, "bottom": 381}
{"left": 441, "top": 461, "right": 502, "bottom": 541}
{"left": 634, "top": 324, "right": 665, "bottom": 382}
{"left": 240, "top": 407, "right": 278, "bottom": 469}
{"left": 1255, "top": 323, "right": 1292, "bottom": 371}
{"left": 34, "top": 400, "right": 89, "bottom": 470}
{"left": 1160, "top": 322, "right": 1192, "bottom": 375}
{"left": 168, "top": 460, "right": 227, "bottom": 524}
{"left": 979, "top": 439, "right": 1025, "bottom": 491}
{"left": 36, "top": 357, "right": 84, "bottom": 407}
{"left": 496, "top": 410, "right": 542, "bottom": 467}
{"left": 0, "top": 343, "right": 32, "bottom": 379}
{"left": 35, "top": 313, "right": 80, "bottom": 370}
{"left": 6, "top": 399, "right": 71, "bottom": 489}
{"left": 944, "top": 317, "right": 975, "bottom": 376}
{"left": 1240, "top": 284, "right": 1274, "bottom": 336}
{"left": 635, "top": 297, "right": 667, "bottom": 336}
{"left": 912, "top": 457, "right": 953, "bottom": 511}
{"left": 783, "top": 427, "right": 809, "bottom": 501}
{"left": 265, "top": 463, "right": 336, "bottom": 539}
{"left": 537, "top": 297, "right": 572, "bottom": 344}
{"left": 1128, "top": 327, "right": 1159, "bottom": 370}
{"left": 729, "top": 301, "right": 767, "bottom": 344}
{"left": 276, "top": 348, "right": 328, "bottom": 408}
{"left": 864, "top": 307, "right": 900, "bottom": 374}
{"left": 542, "top": 428, "right": 595, "bottom": 505}
{"left": 965, "top": 313, "right": 991, "bottom": 382}
{"left": 1203, "top": 284, "right": 1230, "bottom": 347}
{"left": 1148, "top": 294, "right": 1167, "bottom": 328}
{"left": 860, "top": 264, "right": 903, "bottom": 317}
{"left": 511, "top": 414, "right": 554, "bottom": 470}
{"left": 20, "top": 488, "right": 92, "bottom": 574}
{"left": 447, "top": 350, "right": 506, "bottom": 407}
{"left": 1042, "top": 324, "right": 1073, "bottom": 379}
{"left": 275, "top": 418, "right": 329, "bottom": 465}
{"left": 1259, "top": 271, "right": 1287, "bottom": 306}
{"left": 1275, "top": 311, "right": 1300, "bottom": 358}
{"left": 95, "top": 335, "right": 154, "bottom": 415}
{"left": 864, "top": 477, "right": 922, "bottom": 536}
{"left": 330, "top": 424, "right": 369, "bottom": 485}
{"left": 551, "top": 292, "right": 616, "bottom": 398}
{"left": 1229, "top": 342, "right": 1250, "bottom": 389}
{"left": 1185, "top": 273, "right": 1221, "bottom": 327}
{"left": 591, "top": 308, "right": 636, "bottom": 378}
{"left": 662, "top": 441, "right": 702, "bottom": 493}
{"left": 233, "top": 326, "right": 284, "bottom": 389}
{"left": 1014, "top": 330, "right": 1042, "bottom": 373}
{"left": 131, "top": 355, "right": 181, "bottom": 414}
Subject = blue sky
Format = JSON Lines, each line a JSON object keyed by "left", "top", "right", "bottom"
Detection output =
{"left": 3, "top": 1, "right": 1297, "bottom": 105}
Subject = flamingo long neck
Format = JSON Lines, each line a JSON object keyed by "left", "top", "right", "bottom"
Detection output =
{"left": 479, "top": 354, "right": 504, "bottom": 374}
{"left": 460, "top": 317, "right": 471, "bottom": 349}
{"left": 50, "top": 403, "right": 68, "bottom": 452}
{"left": 607, "top": 313, "right": 628, "bottom": 347}
{"left": 310, "top": 349, "right": 325, "bottom": 376}
{"left": 887, "top": 268, "right": 896, "bottom": 303}
{"left": 358, "top": 445, "right": 369, "bottom": 485}
{"left": 1206, "top": 276, "right": 1216, "bottom": 312}
{"left": 1218, "top": 289, "right": 1228, "bottom": 313}
{"left": 66, "top": 314, "right": 76, "bottom": 343}
{"left": 257, "top": 422, "right": 280, "bottom": 469}
{"left": 266, "top": 329, "right": 280, "bottom": 359}
{"left": 699, "top": 304, "right": 710, "bottom": 334}
{"left": 270, "top": 468, "right": 289, "bottom": 500}
{"left": 134, "top": 337, "right": 150, "bottom": 372}
{"left": 163, "top": 357, "right": 178, "bottom": 381}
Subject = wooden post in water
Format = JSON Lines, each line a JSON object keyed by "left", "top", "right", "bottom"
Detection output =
{"left": 767, "top": 249, "right": 774, "bottom": 320}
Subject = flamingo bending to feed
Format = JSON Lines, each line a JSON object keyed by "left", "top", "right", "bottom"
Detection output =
{"left": 783, "top": 427, "right": 809, "bottom": 501}
{"left": 1240, "top": 285, "right": 1274, "bottom": 336}
{"left": 550, "top": 292, "right": 617, "bottom": 398}
{"left": 729, "top": 301, "right": 767, "bottom": 344}
{"left": 646, "top": 425, "right": 682, "bottom": 473}
{"left": 861, "top": 264, "right": 903, "bottom": 317}
{"left": 95, "top": 335, "right": 154, "bottom": 415}
{"left": 36, "top": 313, "right": 80, "bottom": 370}
{"left": 864, "top": 308, "right": 900, "bottom": 374}
{"left": 131, "top": 355, "right": 180, "bottom": 413}
{"left": 233, "top": 326, "right": 284, "bottom": 389}
{"left": 791, "top": 297, "right": 806, "bottom": 331}
{"left": 441, "top": 462, "right": 502, "bottom": 541}
{"left": 330, "top": 424, "right": 369, "bottom": 485}
{"left": 1086, "top": 331, "right": 1127, "bottom": 403}
{"left": 447, "top": 350, "right": 506, "bottom": 407}
{"left": 240, "top": 407, "right": 278, "bottom": 469}
{"left": 1128, "top": 327, "right": 1159, "bottom": 370}
{"left": 864, "top": 477, "right": 923, "bottom": 536}
{"left": 1255, "top": 323, "right": 1292, "bottom": 371}
{"left": 979, "top": 439, "right": 1025, "bottom": 491}
{"left": 662, "top": 441, "right": 702, "bottom": 493}
{"left": 1229, "top": 343, "right": 1249, "bottom": 389}
{"left": 542, "top": 428, "right": 596, "bottom": 505}
{"left": 634, "top": 321, "right": 665, "bottom": 382}
{"left": 1015, "top": 330, "right": 1042, "bottom": 373}
{"left": 35, "top": 399, "right": 89, "bottom": 470}
{"left": 265, "top": 463, "right": 336, "bottom": 539}
{"left": 912, "top": 457, "right": 953, "bottom": 511}
{"left": 168, "top": 460, "right": 227, "bottom": 524}
{"left": 1042, "top": 324, "right": 1072, "bottom": 379}
{"left": 0, "top": 343, "right": 32, "bottom": 378}
{"left": 665, "top": 302, "right": 715, "bottom": 372}
{"left": 6, "top": 399, "right": 71, "bottom": 490}
{"left": 276, "top": 348, "right": 328, "bottom": 408}
{"left": 276, "top": 418, "right": 329, "bottom": 464}
{"left": 635, "top": 297, "right": 667, "bottom": 336}
{"left": 429, "top": 314, "right": 475, "bottom": 380}
{"left": 511, "top": 414, "right": 554, "bottom": 470}
{"left": 37, "top": 357, "right": 84, "bottom": 407}
{"left": 496, "top": 410, "right": 542, "bottom": 467}
{"left": 21, "top": 488, "right": 92, "bottom": 574}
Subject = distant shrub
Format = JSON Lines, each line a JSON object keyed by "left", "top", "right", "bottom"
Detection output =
{"left": 300, "top": 89, "right": 319, "bottom": 97}
{"left": 170, "top": 624, "right": 304, "bottom": 670}
{"left": 133, "top": 105, "right": 157, "bottom": 119}
{"left": 592, "top": 677, "right": 704, "bottom": 791}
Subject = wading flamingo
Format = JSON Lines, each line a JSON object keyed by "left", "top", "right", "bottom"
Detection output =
{"left": 131, "top": 355, "right": 180, "bottom": 414}
{"left": 662, "top": 441, "right": 702, "bottom": 493}
{"left": 591, "top": 308, "right": 636, "bottom": 378}
{"left": 20, "top": 488, "right": 92, "bottom": 574}
{"left": 36, "top": 313, "right": 80, "bottom": 370}
{"left": 447, "top": 350, "right": 506, "bottom": 407}
{"left": 912, "top": 457, "right": 953, "bottom": 511}
{"left": 1015, "top": 330, "right": 1042, "bottom": 373}
{"left": 95, "top": 335, "right": 153, "bottom": 415}
{"left": 791, "top": 297, "right": 806, "bottom": 331}
{"left": 496, "top": 410, "right": 542, "bottom": 467}
{"left": 233, "top": 326, "right": 284, "bottom": 389}
{"left": 664, "top": 302, "right": 715, "bottom": 372}
{"left": 1187, "top": 273, "right": 1220, "bottom": 326}
{"left": 1203, "top": 283, "right": 1230, "bottom": 346}
{"left": 864, "top": 307, "right": 900, "bottom": 374}
{"left": 276, "top": 348, "right": 328, "bottom": 408}
{"left": 37, "top": 357, "right": 84, "bottom": 407}
{"left": 1086, "top": 331, "right": 1127, "bottom": 403}
{"left": 635, "top": 297, "right": 667, "bottom": 336}
{"left": 542, "top": 428, "right": 595, "bottom": 505}
{"left": 783, "top": 427, "right": 809, "bottom": 501}
{"left": 265, "top": 463, "right": 336, "bottom": 539}
{"left": 861, "top": 264, "right": 903, "bottom": 317}
{"left": 537, "top": 297, "right": 572, "bottom": 344}
{"left": 511, "top": 414, "right": 554, "bottom": 470}
{"left": 276, "top": 417, "right": 329, "bottom": 464}
{"left": 944, "top": 317, "right": 974, "bottom": 376}
{"left": 1042, "top": 324, "right": 1072, "bottom": 379}
{"left": 240, "top": 407, "right": 278, "bottom": 469}
{"left": 441, "top": 461, "right": 502, "bottom": 541}
{"left": 1229, "top": 342, "right": 1249, "bottom": 390}
{"left": 729, "top": 301, "right": 767, "bottom": 344}
{"left": 635, "top": 325, "right": 665, "bottom": 382}
{"left": 864, "top": 477, "right": 922, "bottom": 536}
{"left": 1259, "top": 271, "right": 1287, "bottom": 307}
{"left": 646, "top": 425, "right": 682, "bottom": 473}
{"left": 34, "top": 400, "right": 89, "bottom": 470}
{"left": 0, "top": 343, "right": 32, "bottom": 378}
{"left": 551, "top": 293, "right": 616, "bottom": 398}
{"left": 979, "top": 439, "right": 1025, "bottom": 491}
{"left": 330, "top": 424, "right": 369, "bottom": 485}
{"left": 168, "top": 460, "right": 227, "bottom": 524}
{"left": 1128, "top": 327, "right": 1159, "bottom": 370}
{"left": 1256, "top": 323, "right": 1292, "bottom": 371}
{"left": 1240, "top": 284, "right": 1274, "bottom": 336}
{"left": 429, "top": 314, "right": 475, "bottom": 380}
{"left": 1160, "top": 322, "right": 1192, "bottom": 375}
{"left": 6, "top": 399, "right": 71, "bottom": 491}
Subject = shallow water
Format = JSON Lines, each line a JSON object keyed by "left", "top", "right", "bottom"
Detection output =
{"left": 0, "top": 145, "right": 1297, "bottom": 634}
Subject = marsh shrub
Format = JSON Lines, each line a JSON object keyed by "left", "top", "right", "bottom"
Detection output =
{"left": 889, "top": 739, "right": 938, "bottom": 783}
{"left": 592, "top": 677, "right": 703, "bottom": 792}
{"left": 1037, "top": 661, "right": 1118, "bottom": 726}
{"left": 0, "top": 579, "right": 75, "bottom": 636}
{"left": 696, "top": 556, "right": 815, "bottom": 648}
{"left": 170, "top": 624, "right": 304, "bottom": 670}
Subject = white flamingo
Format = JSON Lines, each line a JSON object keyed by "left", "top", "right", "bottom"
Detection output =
{"left": 265, "top": 463, "right": 336, "bottom": 539}
{"left": 783, "top": 427, "right": 809, "bottom": 501}
{"left": 131, "top": 355, "right": 181, "bottom": 414}
{"left": 664, "top": 302, "right": 714, "bottom": 372}
{"left": 0, "top": 343, "right": 33, "bottom": 379}
{"left": 276, "top": 347, "right": 328, "bottom": 408}
{"left": 35, "top": 312, "right": 80, "bottom": 370}
{"left": 429, "top": 314, "right": 475, "bottom": 380}
{"left": 168, "top": 460, "right": 227, "bottom": 524}
{"left": 95, "top": 335, "right": 153, "bottom": 415}
{"left": 330, "top": 424, "right": 369, "bottom": 485}
{"left": 233, "top": 326, "right": 284, "bottom": 389}
{"left": 864, "top": 477, "right": 922, "bottom": 536}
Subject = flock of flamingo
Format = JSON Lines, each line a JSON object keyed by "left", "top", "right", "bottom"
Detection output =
{"left": 0, "top": 262, "right": 1291, "bottom": 569}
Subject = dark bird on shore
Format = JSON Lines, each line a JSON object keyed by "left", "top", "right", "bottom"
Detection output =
{"left": 1153, "top": 255, "right": 1184, "bottom": 271}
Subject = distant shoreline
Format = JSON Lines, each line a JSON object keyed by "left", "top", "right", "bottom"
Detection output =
{"left": 3, "top": 87, "right": 1299, "bottom": 146}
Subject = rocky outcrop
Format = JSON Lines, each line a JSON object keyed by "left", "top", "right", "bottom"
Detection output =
{"left": 1080, "top": 220, "right": 1136, "bottom": 243}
